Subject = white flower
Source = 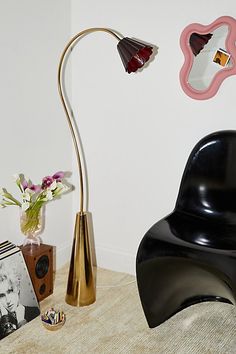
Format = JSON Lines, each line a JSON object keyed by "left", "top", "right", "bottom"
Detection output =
{"left": 49, "top": 180, "right": 57, "bottom": 191}
{"left": 25, "top": 188, "right": 34, "bottom": 195}
{"left": 56, "top": 182, "right": 69, "bottom": 194}
{"left": 46, "top": 190, "right": 53, "bottom": 201}
{"left": 22, "top": 202, "right": 30, "bottom": 211}
{"left": 22, "top": 192, "right": 31, "bottom": 202}
{"left": 12, "top": 174, "right": 20, "bottom": 183}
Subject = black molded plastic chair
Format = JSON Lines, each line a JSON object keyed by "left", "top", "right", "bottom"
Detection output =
{"left": 136, "top": 130, "right": 236, "bottom": 328}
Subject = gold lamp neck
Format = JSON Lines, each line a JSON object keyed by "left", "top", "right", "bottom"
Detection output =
{"left": 57, "top": 28, "right": 122, "bottom": 213}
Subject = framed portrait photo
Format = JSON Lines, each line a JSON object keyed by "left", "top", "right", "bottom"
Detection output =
{"left": 213, "top": 48, "right": 231, "bottom": 67}
{"left": 0, "top": 241, "right": 40, "bottom": 340}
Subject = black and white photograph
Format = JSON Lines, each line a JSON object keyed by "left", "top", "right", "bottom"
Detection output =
{"left": 0, "top": 241, "right": 40, "bottom": 340}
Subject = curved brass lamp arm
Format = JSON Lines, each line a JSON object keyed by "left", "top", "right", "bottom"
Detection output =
{"left": 57, "top": 28, "right": 121, "bottom": 212}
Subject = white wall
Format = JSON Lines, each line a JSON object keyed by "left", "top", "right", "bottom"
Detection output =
{"left": 1, "top": 1, "right": 236, "bottom": 276}
{"left": 71, "top": 0, "right": 236, "bottom": 274}
{"left": 0, "top": 1, "right": 73, "bottom": 268}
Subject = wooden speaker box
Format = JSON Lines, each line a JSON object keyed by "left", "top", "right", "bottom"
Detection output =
{"left": 20, "top": 244, "right": 54, "bottom": 302}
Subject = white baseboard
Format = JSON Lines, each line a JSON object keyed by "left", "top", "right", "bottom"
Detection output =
{"left": 56, "top": 243, "right": 136, "bottom": 275}
{"left": 55, "top": 242, "right": 72, "bottom": 270}
{"left": 95, "top": 245, "right": 136, "bottom": 275}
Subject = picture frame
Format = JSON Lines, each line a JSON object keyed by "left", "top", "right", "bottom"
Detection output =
{"left": 0, "top": 241, "right": 40, "bottom": 339}
{"left": 213, "top": 48, "right": 231, "bottom": 67}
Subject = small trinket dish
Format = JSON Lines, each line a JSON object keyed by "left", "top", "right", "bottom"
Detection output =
{"left": 41, "top": 308, "right": 66, "bottom": 331}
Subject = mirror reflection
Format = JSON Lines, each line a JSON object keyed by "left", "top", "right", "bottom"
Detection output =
{"left": 188, "top": 25, "right": 232, "bottom": 90}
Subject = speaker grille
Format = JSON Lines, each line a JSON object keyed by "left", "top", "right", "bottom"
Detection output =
{"left": 35, "top": 255, "right": 49, "bottom": 279}
{"left": 39, "top": 283, "right": 46, "bottom": 295}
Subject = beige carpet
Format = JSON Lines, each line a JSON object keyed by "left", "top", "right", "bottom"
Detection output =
{"left": 1, "top": 265, "right": 236, "bottom": 354}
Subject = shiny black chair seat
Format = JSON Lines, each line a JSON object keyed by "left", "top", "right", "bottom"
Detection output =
{"left": 136, "top": 130, "right": 236, "bottom": 328}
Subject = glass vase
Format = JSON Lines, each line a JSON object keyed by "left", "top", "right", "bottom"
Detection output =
{"left": 20, "top": 207, "right": 44, "bottom": 246}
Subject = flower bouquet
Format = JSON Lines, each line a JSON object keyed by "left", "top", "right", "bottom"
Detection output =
{"left": 0, "top": 172, "right": 71, "bottom": 246}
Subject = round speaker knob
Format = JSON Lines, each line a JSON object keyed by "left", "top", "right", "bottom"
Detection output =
{"left": 35, "top": 255, "right": 49, "bottom": 279}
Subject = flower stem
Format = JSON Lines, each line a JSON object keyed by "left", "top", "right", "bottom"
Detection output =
{"left": 20, "top": 203, "right": 43, "bottom": 236}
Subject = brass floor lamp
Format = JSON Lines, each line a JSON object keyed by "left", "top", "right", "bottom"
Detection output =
{"left": 57, "top": 28, "right": 154, "bottom": 307}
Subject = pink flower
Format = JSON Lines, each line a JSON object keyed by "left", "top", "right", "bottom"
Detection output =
{"left": 42, "top": 172, "right": 65, "bottom": 189}
{"left": 29, "top": 184, "right": 41, "bottom": 193}
{"left": 52, "top": 171, "right": 64, "bottom": 181}
{"left": 42, "top": 176, "right": 54, "bottom": 189}
{"left": 22, "top": 180, "right": 28, "bottom": 191}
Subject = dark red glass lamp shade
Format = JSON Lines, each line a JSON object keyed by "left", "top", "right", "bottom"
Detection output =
{"left": 117, "top": 37, "right": 153, "bottom": 73}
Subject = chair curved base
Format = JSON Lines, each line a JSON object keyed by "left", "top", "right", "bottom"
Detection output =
{"left": 136, "top": 235, "right": 236, "bottom": 328}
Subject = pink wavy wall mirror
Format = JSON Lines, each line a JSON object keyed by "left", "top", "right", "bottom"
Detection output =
{"left": 180, "top": 16, "right": 236, "bottom": 100}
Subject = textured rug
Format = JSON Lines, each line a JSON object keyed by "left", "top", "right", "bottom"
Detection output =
{"left": 1, "top": 265, "right": 236, "bottom": 353}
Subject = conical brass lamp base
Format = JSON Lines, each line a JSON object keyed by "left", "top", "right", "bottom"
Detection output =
{"left": 65, "top": 212, "right": 96, "bottom": 306}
